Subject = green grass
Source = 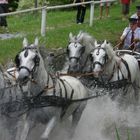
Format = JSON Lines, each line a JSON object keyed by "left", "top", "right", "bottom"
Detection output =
{"left": 0, "top": 2, "right": 139, "bottom": 63}
{"left": 115, "top": 125, "right": 121, "bottom": 140}
{"left": 115, "top": 125, "right": 132, "bottom": 140}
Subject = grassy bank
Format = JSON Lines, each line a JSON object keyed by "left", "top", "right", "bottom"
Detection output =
{"left": 0, "top": 2, "right": 139, "bottom": 63}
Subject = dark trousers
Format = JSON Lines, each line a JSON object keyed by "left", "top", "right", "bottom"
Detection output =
{"left": 0, "top": 4, "right": 8, "bottom": 27}
{"left": 76, "top": 5, "right": 86, "bottom": 23}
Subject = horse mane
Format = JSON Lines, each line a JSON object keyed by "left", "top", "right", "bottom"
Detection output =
{"left": 102, "top": 41, "right": 116, "bottom": 60}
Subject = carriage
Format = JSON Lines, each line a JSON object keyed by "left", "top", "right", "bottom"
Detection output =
{"left": 115, "top": 49, "right": 140, "bottom": 64}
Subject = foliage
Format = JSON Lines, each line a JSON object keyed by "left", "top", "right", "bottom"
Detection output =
{"left": 18, "top": 0, "right": 72, "bottom": 9}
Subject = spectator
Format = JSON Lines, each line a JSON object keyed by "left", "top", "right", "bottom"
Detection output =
{"left": 119, "top": 17, "right": 140, "bottom": 52}
{"left": 131, "top": 6, "right": 140, "bottom": 27}
{"left": 99, "top": 0, "right": 111, "bottom": 19}
{"left": 73, "top": 0, "right": 86, "bottom": 24}
{"left": 120, "top": 0, "right": 131, "bottom": 21}
{"left": 0, "top": 0, "right": 9, "bottom": 32}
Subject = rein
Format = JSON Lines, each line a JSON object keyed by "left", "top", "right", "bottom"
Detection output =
{"left": 56, "top": 71, "right": 96, "bottom": 77}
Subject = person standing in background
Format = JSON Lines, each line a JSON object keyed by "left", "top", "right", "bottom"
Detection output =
{"left": 120, "top": 0, "right": 131, "bottom": 21}
{"left": 0, "top": 0, "right": 9, "bottom": 32}
{"left": 73, "top": 0, "right": 86, "bottom": 24}
{"left": 99, "top": 0, "right": 111, "bottom": 19}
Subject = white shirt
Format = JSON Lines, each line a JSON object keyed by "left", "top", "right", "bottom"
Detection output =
{"left": 121, "top": 27, "right": 140, "bottom": 48}
{"left": 0, "top": 0, "right": 8, "bottom": 4}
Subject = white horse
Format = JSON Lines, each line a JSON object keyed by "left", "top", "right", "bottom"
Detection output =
{"left": 67, "top": 31, "right": 96, "bottom": 74}
{"left": 89, "top": 40, "right": 140, "bottom": 101}
{"left": 15, "top": 37, "right": 88, "bottom": 140}
{"left": 0, "top": 65, "right": 26, "bottom": 140}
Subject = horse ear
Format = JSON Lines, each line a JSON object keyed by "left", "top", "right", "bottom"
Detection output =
{"left": 102, "top": 40, "right": 107, "bottom": 47}
{"left": 34, "top": 37, "right": 39, "bottom": 47}
{"left": 104, "top": 40, "right": 107, "bottom": 44}
{"left": 77, "top": 32, "right": 83, "bottom": 42}
{"left": 77, "top": 31, "right": 83, "bottom": 38}
{"left": 69, "top": 32, "right": 73, "bottom": 40}
{"left": 94, "top": 40, "right": 98, "bottom": 47}
{"left": 69, "top": 32, "right": 75, "bottom": 42}
{"left": 23, "top": 38, "right": 28, "bottom": 48}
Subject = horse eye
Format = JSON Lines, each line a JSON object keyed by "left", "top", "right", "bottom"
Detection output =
{"left": 67, "top": 47, "right": 69, "bottom": 54}
{"left": 89, "top": 54, "right": 93, "bottom": 61}
{"left": 81, "top": 47, "right": 85, "bottom": 54}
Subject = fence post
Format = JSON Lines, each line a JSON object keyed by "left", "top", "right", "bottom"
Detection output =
{"left": 41, "top": 6, "right": 47, "bottom": 37}
{"left": 89, "top": 1, "right": 94, "bottom": 27}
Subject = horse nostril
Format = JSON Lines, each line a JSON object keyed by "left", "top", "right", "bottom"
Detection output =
{"left": 23, "top": 76, "right": 28, "bottom": 81}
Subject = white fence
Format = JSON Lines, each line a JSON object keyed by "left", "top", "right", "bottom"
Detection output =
{"left": 0, "top": 0, "right": 116, "bottom": 36}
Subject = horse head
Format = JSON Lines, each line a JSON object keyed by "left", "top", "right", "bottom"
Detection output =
{"left": 15, "top": 37, "right": 40, "bottom": 84}
{"left": 89, "top": 40, "right": 114, "bottom": 77}
{"left": 67, "top": 31, "right": 95, "bottom": 74}
{"left": 67, "top": 32, "right": 85, "bottom": 73}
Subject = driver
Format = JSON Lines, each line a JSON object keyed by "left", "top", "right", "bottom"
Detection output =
{"left": 119, "top": 16, "right": 140, "bottom": 52}
{"left": 131, "top": 6, "right": 140, "bottom": 27}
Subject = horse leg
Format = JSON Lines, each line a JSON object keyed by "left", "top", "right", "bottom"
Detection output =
{"left": 41, "top": 116, "right": 57, "bottom": 140}
{"left": 132, "top": 82, "right": 139, "bottom": 103}
{"left": 15, "top": 114, "right": 33, "bottom": 140}
{"left": 70, "top": 101, "right": 87, "bottom": 138}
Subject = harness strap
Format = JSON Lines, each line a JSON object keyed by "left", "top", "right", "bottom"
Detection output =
{"left": 49, "top": 73, "right": 56, "bottom": 96}
{"left": 61, "top": 79, "right": 75, "bottom": 100}
{"left": 121, "top": 58, "right": 131, "bottom": 81}
{"left": 59, "top": 79, "right": 68, "bottom": 99}
{"left": 117, "top": 67, "right": 120, "bottom": 80}
{"left": 93, "top": 61, "right": 103, "bottom": 68}
{"left": 117, "top": 64, "right": 125, "bottom": 80}
{"left": 108, "top": 64, "right": 116, "bottom": 81}
{"left": 19, "top": 66, "right": 31, "bottom": 74}
{"left": 58, "top": 80, "right": 63, "bottom": 97}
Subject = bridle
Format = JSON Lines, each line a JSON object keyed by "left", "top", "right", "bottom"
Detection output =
{"left": 67, "top": 42, "right": 87, "bottom": 73}
{"left": 15, "top": 47, "right": 40, "bottom": 78}
{"left": 90, "top": 47, "right": 108, "bottom": 70}
{"left": 67, "top": 42, "right": 85, "bottom": 61}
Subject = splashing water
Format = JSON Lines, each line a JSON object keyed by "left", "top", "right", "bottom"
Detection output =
{"left": 23, "top": 95, "right": 140, "bottom": 140}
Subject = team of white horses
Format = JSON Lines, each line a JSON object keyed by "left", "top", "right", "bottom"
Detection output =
{"left": 1, "top": 31, "right": 140, "bottom": 140}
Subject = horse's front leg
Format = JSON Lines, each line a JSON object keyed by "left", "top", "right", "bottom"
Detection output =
{"left": 41, "top": 116, "right": 57, "bottom": 140}
{"left": 132, "top": 82, "right": 139, "bottom": 103}
{"left": 70, "top": 101, "right": 87, "bottom": 138}
{"left": 15, "top": 114, "right": 33, "bottom": 140}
